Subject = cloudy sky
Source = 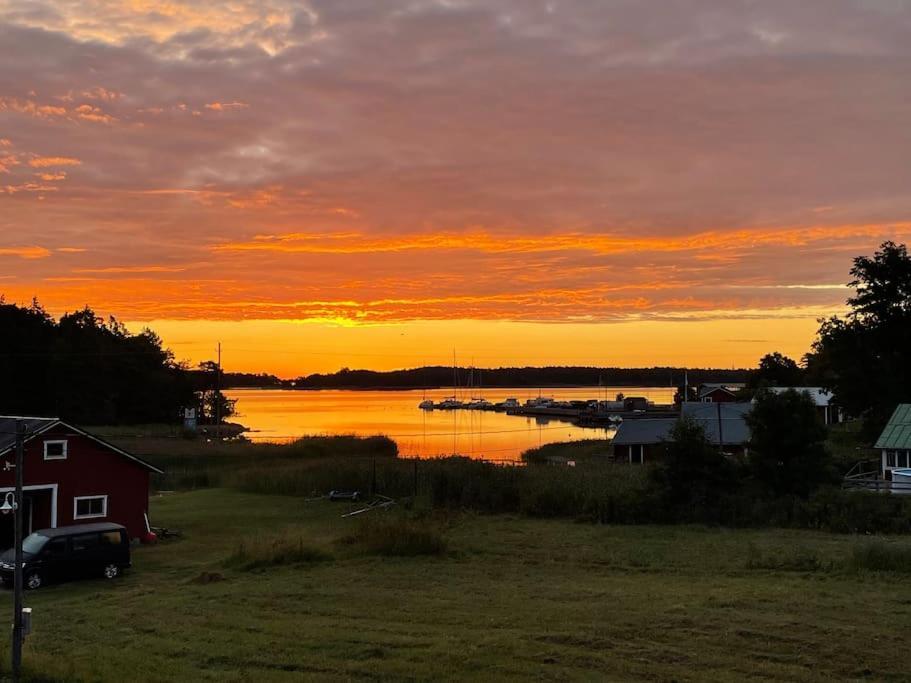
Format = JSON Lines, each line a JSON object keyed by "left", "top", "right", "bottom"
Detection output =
{"left": 2, "top": 0, "right": 910, "bottom": 374}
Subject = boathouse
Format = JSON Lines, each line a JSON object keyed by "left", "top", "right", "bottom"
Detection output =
{"left": 875, "top": 405, "right": 911, "bottom": 477}
{"left": 0, "top": 417, "right": 161, "bottom": 544}
{"left": 612, "top": 403, "right": 751, "bottom": 463}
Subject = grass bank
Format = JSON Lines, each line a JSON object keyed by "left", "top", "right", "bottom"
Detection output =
{"left": 6, "top": 488, "right": 911, "bottom": 681}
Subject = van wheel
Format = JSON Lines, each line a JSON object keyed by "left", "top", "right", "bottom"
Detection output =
{"left": 25, "top": 572, "right": 42, "bottom": 590}
{"left": 103, "top": 564, "right": 121, "bottom": 580}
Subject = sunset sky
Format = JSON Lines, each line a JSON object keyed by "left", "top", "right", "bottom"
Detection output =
{"left": 2, "top": 1, "right": 910, "bottom": 376}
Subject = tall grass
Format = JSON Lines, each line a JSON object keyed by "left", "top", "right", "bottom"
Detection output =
{"left": 232, "top": 455, "right": 657, "bottom": 523}
{"left": 134, "top": 434, "right": 398, "bottom": 491}
{"left": 340, "top": 514, "right": 448, "bottom": 557}
{"left": 226, "top": 534, "right": 333, "bottom": 571}
{"left": 849, "top": 539, "right": 911, "bottom": 573}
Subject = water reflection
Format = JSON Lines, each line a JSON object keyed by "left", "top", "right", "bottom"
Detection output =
{"left": 226, "top": 387, "right": 675, "bottom": 462}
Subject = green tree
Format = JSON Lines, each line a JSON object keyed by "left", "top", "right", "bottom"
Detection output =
{"left": 653, "top": 416, "right": 734, "bottom": 521}
{"left": 805, "top": 241, "right": 911, "bottom": 437}
{"left": 746, "top": 389, "right": 833, "bottom": 498}
{"left": 749, "top": 352, "right": 803, "bottom": 389}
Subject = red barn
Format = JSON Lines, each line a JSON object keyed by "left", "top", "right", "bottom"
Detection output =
{"left": 0, "top": 417, "right": 161, "bottom": 545}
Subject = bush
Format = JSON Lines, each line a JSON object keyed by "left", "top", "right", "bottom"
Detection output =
{"left": 850, "top": 539, "right": 911, "bottom": 573}
{"left": 226, "top": 535, "right": 333, "bottom": 571}
{"left": 340, "top": 514, "right": 447, "bottom": 557}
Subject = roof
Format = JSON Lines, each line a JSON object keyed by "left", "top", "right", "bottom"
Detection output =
{"left": 0, "top": 417, "right": 162, "bottom": 474}
{"left": 697, "top": 385, "right": 738, "bottom": 399}
{"left": 766, "top": 387, "right": 834, "bottom": 407}
{"left": 613, "top": 403, "right": 752, "bottom": 447}
{"left": 36, "top": 522, "right": 126, "bottom": 538}
{"left": 681, "top": 402, "right": 751, "bottom": 445}
{"left": 611, "top": 419, "right": 675, "bottom": 445}
{"left": 0, "top": 417, "right": 58, "bottom": 454}
{"left": 875, "top": 404, "right": 911, "bottom": 450}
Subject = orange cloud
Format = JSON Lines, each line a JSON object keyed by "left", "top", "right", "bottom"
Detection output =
{"left": 73, "top": 104, "right": 116, "bottom": 124}
{"left": 0, "top": 246, "right": 52, "bottom": 259}
{"left": 0, "top": 155, "right": 20, "bottom": 173}
{"left": 214, "top": 222, "right": 911, "bottom": 258}
{"left": 34, "top": 171, "right": 67, "bottom": 181}
{"left": 28, "top": 156, "right": 82, "bottom": 168}
{"left": 0, "top": 98, "right": 67, "bottom": 118}
{"left": 73, "top": 265, "right": 188, "bottom": 274}
{"left": 205, "top": 102, "right": 249, "bottom": 112}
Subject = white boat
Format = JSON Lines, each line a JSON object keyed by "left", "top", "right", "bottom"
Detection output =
{"left": 436, "top": 396, "right": 463, "bottom": 410}
{"left": 501, "top": 397, "right": 520, "bottom": 409}
{"left": 467, "top": 398, "right": 492, "bottom": 409}
{"left": 525, "top": 396, "right": 555, "bottom": 408}
{"left": 418, "top": 399, "right": 435, "bottom": 410}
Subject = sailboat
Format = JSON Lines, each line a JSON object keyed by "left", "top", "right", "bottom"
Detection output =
{"left": 436, "top": 351, "right": 464, "bottom": 409}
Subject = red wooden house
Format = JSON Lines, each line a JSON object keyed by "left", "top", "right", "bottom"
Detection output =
{"left": 0, "top": 417, "right": 161, "bottom": 545}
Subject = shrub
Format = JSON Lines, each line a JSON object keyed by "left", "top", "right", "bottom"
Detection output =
{"left": 340, "top": 514, "right": 447, "bottom": 557}
{"left": 850, "top": 539, "right": 911, "bottom": 573}
{"left": 226, "top": 535, "right": 332, "bottom": 571}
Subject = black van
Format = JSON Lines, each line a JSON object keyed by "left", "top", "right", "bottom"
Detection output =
{"left": 0, "top": 523, "right": 131, "bottom": 590}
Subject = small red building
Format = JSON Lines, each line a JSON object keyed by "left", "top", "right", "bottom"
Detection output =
{"left": 697, "top": 384, "right": 740, "bottom": 403}
{"left": 0, "top": 417, "right": 161, "bottom": 545}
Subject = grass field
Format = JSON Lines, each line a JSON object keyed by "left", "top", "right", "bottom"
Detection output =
{"left": 6, "top": 488, "right": 911, "bottom": 682}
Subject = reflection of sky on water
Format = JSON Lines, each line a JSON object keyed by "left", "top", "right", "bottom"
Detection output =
{"left": 227, "top": 387, "right": 674, "bottom": 462}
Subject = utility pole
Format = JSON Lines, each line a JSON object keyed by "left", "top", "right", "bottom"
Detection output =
{"left": 12, "top": 419, "right": 25, "bottom": 681}
{"left": 716, "top": 401, "right": 724, "bottom": 455}
{"left": 215, "top": 342, "right": 222, "bottom": 441}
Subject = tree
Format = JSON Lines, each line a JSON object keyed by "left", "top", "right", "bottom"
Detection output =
{"left": 197, "top": 360, "right": 236, "bottom": 424}
{"left": 805, "top": 241, "right": 911, "bottom": 437}
{"left": 749, "top": 352, "right": 803, "bottom": 389}
{"left": 746, "top": 389, "right": 833, "bottom": 498}
{"left": 0, "top": 300, "right": 193, "bottom": 424}
{"left": 652, "top": 416, "right": 734, "bottom": 520}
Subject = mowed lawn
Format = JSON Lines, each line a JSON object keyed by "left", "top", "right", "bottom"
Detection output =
{"left": 6, "top": 489, "right": 911, "bottom": 682}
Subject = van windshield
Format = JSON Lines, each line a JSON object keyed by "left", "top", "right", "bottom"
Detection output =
{"left": 22, "top": 533, "right": 49, "bottom": 554}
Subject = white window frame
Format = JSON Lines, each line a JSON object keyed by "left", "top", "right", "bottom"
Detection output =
{"left": 43, "top": 440, "right": 68, "bottom": 460}
{"left": 73, "top": 495, "right": 108, "bottom": 520}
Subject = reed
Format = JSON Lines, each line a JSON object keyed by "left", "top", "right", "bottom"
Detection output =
{"left": 849, "top": 539, "right": 911, "bottom": 573}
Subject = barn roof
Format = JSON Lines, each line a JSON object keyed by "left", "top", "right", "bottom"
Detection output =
{"left": 875, "top": 405, "right": 911, "bottom": 450}
{"left": 612, "top": 403, "right": 752, "bottom": 447}
{"left": 0, "top": 417, "right": 58, "bottom": 453}
{"left": 0, "top": 417, "right": 162, "bottom": 473}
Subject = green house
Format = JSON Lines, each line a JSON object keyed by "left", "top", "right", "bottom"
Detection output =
{"left": 875, "top": 404, "right": 911, "bottom": 474}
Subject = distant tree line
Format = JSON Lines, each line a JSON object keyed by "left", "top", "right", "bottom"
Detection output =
{"left": 292, "top": 366, "right": 750, "bottom": 390}
{"left": 0, "top": 299, "right": 194, "bottom": 424}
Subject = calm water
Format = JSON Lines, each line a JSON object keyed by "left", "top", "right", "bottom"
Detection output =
{"left": 227, "top": 387, "right": 676, "bottom": 462}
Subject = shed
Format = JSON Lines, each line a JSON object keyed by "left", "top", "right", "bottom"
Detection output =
{"left": 612, "top": 402, "right": 752, "bottom": 463}
{"left": 0, "top": 417, "right": 161, "bottom": 544}
{"left": 875, "top": 404, "right": 911, "bottom": 476}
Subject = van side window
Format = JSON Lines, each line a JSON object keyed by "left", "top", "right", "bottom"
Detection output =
{"left": 100, "top": 531, "right": 122, "bottom": 546}
{"left": 71, "top": 533, "right": 100, "bottom": 553}
{"left": 46, "top": 538, "right": 67, "bottom": 556}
